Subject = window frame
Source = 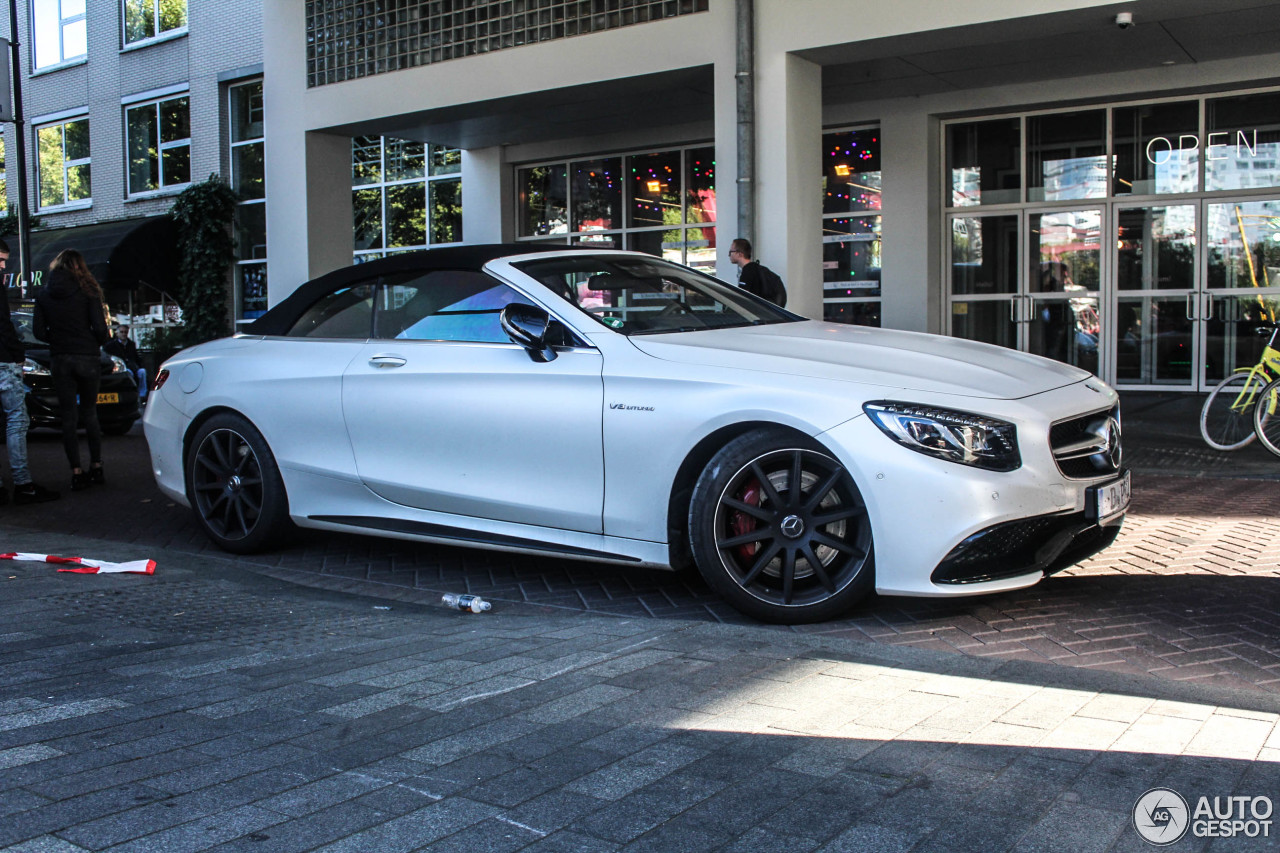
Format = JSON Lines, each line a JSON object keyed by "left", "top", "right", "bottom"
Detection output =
{"left": 230, "top": 79, "right": 268, "bottom": 324}
{"left": 350, "top": 136, "right": 463, "bottom": 264}
{"left": 124, "top": 92, "right": 192, "bottom": 198}
{"left": 35, "top": 114, "right": 91, "bottom": 211}
{"left": 121, "top": 0, "right": 188, "bottom": 49}
{"left": 31, "top": 0, "right": 88, "bottom": 71}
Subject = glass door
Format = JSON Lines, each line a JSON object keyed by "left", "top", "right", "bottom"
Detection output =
{"left": 1027, "top": 208, "right": 1103, "bottom": 377}
{"left": 1202, "top": 198, "right": 1280, "bottom": 388}
{"left": 1112, "top": 204, "right": 1197, "bottom": 389}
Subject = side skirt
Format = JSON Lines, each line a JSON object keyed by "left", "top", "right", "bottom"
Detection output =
{"left": 308, "top": 514, "right": 643, "bottom": 563}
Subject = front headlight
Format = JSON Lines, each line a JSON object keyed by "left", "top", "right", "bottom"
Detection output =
{"left": 109, "top": 355, "right": 128, "bottom": 374}
{"left": 863, "top": 401, "right": 1021, "bottom": 472}
{"left": 22, "top": 358, "right": 49, "bottom": 376}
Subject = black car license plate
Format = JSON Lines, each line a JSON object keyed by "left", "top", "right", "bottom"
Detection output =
{"left": 1086, "top": 470, "right": 1131, "bottom": 523}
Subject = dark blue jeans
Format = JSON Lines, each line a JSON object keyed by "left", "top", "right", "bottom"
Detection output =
{"left": 51, "top": 353, "right": 101, "bottom": 471}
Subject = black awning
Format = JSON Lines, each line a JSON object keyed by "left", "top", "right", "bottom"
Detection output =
{"left": 26, "top": 215, "right": 180, "bottom": 304}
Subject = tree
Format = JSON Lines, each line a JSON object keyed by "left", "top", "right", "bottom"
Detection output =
{"left": 170, "top": 175, "right": 238, "bottom": 346}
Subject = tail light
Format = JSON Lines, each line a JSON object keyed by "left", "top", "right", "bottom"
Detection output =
{"left": 153, "top": 369, "right": 170, "bottom": 391}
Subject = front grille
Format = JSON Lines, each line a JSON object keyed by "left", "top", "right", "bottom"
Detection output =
{"left": 1050, "top": 405, "right": 1122, "bottom": 479}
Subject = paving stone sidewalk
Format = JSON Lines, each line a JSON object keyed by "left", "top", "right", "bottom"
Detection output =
{"left": 2, "top": 526, "right": 1278, "bottom": 852}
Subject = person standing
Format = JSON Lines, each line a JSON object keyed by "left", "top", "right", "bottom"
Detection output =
{"left": 0, "top": 240, "right": 60, "bottom": 504}
{"left": 33, "top": 249, "right": 109, "bottom": 491}
{"left": 728, "top": 238, "right": 787, "bottom": 307}
{"left": 104, "top": 325, "right": 147, "bottom": 405}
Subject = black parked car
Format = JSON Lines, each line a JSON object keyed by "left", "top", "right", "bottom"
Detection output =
{"left": 10, "top": 311, "right": 141, "bottom": 435}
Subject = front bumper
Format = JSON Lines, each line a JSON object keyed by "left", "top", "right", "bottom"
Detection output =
{"left": 931, "top": 509, "right": 1123, "bottom": 585}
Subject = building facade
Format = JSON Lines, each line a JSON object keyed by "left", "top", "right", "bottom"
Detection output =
{"left": 4, "top": 0, "right": 263, "bottom": 325}
{"left": 264, "top": 0, "right": 1280, "bottom": 394}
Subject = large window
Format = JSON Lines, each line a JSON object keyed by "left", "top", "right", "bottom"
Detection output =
{"left": 0, "top": 136, "right": 7, "bottom": 215}
{"left": 516, "top": 145, "right": 715, "bottom": 272}
{"left": 125, "top": 94, "right": 190, "bottom": 196}
{"left": 352, "top": 136, "right": 462, "bottom": 262}
{"left": 230, "top": 81, "right": 266, "bottom": 322}
{"left": 36, "top": 116, "right": 90, "bottom": 209}
{"left": 945, "top": 88, "right": 1280, "bottom": 389}
{"left": 822, "top": 127, "right": 881, "bottom": 327}
{"left": 33, "top": 0, "right": 86, "bottom": 69}
{"left": 123, "top": 0, "right": 187, "bottom": 46}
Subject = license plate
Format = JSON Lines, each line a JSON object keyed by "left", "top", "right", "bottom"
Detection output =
{"left": 96, "top": 393, "right": 119, "bottom": 405}
{"left": 1087, "top": 470, "right": 1131, "bottom": 523}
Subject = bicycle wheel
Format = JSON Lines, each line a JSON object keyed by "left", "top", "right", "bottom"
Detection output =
{"left": 1253, "top": 376, "right": 1280, "bottom": 457}
{"left": 1200, "top": 370, "right": 1264, "bottom": 451}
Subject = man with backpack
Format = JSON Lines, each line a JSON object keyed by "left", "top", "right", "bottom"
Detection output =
{"left": 728, "top": 238, "right": 787, "bottom": 307}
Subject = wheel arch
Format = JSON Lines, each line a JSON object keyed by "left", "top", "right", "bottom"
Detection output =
{"left": 665, "top": 420, "right": 827, "bottom": 571}
{"left": 181, "top": 406, "right": 278, "bottom": 501}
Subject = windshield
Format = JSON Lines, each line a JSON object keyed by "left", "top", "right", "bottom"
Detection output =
{"left": 512, "top": 254, "right": 798, "bottom": 335}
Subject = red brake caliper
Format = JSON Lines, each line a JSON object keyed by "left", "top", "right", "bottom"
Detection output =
{"left": 730, "top": 478, "right": 763, "bottom": 560}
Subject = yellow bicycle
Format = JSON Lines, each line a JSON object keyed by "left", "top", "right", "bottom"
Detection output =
{"left": 1199, "top": 325, "right": 1280, "bottom": 450}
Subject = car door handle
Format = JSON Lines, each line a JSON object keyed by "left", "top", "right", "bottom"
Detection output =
{"left": 368, "top": 355, "right": 406, "bottom": 368}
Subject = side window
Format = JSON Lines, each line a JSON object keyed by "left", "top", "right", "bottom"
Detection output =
{"left": 373, "top": 271, "right": 535, "bottom": 343}
{"left": 287, "top": 285, "right": 374, "bottom": 338}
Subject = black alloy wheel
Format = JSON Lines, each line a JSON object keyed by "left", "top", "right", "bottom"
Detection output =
{"left": 186, "top": 413, "right": 291, "bottom": 553}
{"left": 690, "top": 431, "right": 874, "bottom": 623}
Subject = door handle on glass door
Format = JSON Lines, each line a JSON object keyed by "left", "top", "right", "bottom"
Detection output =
{"left": 1186, "top": 293, "right": 1195, "bottom": 320}
{"left": 369, "top": 355, "right": 407, "bottom": 368}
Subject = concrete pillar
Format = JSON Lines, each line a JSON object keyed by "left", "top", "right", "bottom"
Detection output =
{"left": 461, "top": 146, "right": 511, "bottom": 244}
{"left": 263, "top": 1, "right": 351, "bottom": 303}
{"left": 713, "top": 55, "right": 740, "bottom": 285}
{"left": 755, "top": 52, "right": 822, "bottom": 319}
{"left": 879, "top": 110, "right": 940, "bottom": 334}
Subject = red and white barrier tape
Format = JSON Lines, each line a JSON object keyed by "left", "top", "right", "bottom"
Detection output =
{"left": 0, "top": 552, "right": 156, "bottom": 575}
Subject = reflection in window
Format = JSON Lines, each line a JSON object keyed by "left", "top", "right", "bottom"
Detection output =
{"left": 822, "top": 127, "right": 882, "bottom": 326}
{"left": 231, "top": 81, "right": 266, "bottom": 322}
{"left": 1206, "top": 92, "right": 1280, "bottom": 192}
{"left": 947, "top": 118, "right": 1020, "bottom": 207}
{"left": 33, "top": 0, "right": 86, "bottom": 69}
{"left": 1206, "top": 199, "right": 1280, "bottom": 291}
{"left": 950, "top": 215, "right": 1017, "bottom": 296}
{"left": 823, "top": 129, "right": 880, "bottom": 214}
{"left": 571, "top": 158, "right": 621, "bottom": 232}
{"left": 518, "top": 146, "right": 716, "bottom": 271}
{"left": 1031, "top": 210, "right": 1101, "bottom": 293}
{"left": 289, "top": 285, "right": 374, "bottom": 338}
{"left": 124, "top": 0, "right": 187, "bottom": 45}
{"left": 37, "top": 117, "right": 90, "bottom": 209}
{"left": 1116, "top": 206, "right": 1195, "bottom": 291}
{"left": 518, "top": 164, "right": 568, "bottom": 236}
{"left": 1113, "top": 102, "right": 1199, "bottom": 195}
{"left": 126, "top": 95, "right": 191, "bottom": 195}
{"left": 1028, "top": 111, "right": 1107, "bottom": 202}
{"left": 0, "top": 137, "right": 6, "bottom": 215}
{"left": 351, "top": 136, "right": 463, "bottom": 261}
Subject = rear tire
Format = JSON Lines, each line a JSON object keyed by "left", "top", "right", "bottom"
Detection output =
{"left": 1252, "top": 377, "right": 1280, "bottom": 458}
{"left": 688, "top": 429, "right": 874, "bottom": 624}
{"left": 186, "top": 412, "right": 292, "bottom": 554}
{"left": 1200, "top": 370, "right": 1262, "bottom": 451}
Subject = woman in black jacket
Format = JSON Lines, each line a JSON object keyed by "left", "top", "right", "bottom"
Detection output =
{"left": 33, "top": 250, "right": 110, "bottom": 490}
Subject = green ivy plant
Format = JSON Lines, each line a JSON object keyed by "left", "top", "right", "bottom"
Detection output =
{"left": 170, "top": 175, "right": 239, "bottom": 347}
{"left": 0, "top": 209, "right": 43, "bottom": 237}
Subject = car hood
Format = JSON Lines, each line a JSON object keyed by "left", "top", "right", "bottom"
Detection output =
{"left": 626, "top": 321, "right": 1090, "bottom": 400}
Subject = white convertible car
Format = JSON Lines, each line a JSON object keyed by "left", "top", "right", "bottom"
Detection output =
{"left": 144, "top": 246, "right": 1128, "bottom": 623}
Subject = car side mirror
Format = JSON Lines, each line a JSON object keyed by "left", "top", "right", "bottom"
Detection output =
{"left": 501, "top": 303, "right": 558, "bottom": 363}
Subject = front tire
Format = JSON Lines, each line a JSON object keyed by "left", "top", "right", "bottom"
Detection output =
{"left": 689, "top": 430, "right": 874, "bottom": 624}
{"left": 186, "top": 412, "right": 292, "bottom": 554}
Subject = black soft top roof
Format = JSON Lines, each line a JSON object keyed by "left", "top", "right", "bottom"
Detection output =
{"left": 247, "top": 243, "right": 577, "bottom": 336}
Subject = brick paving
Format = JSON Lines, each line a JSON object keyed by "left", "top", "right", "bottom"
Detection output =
{"left": 4, "top": 389, "right": 1280, "bottom": 700}
{"left": 1, "top": 527, "right": 1278, "bottom": 852}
